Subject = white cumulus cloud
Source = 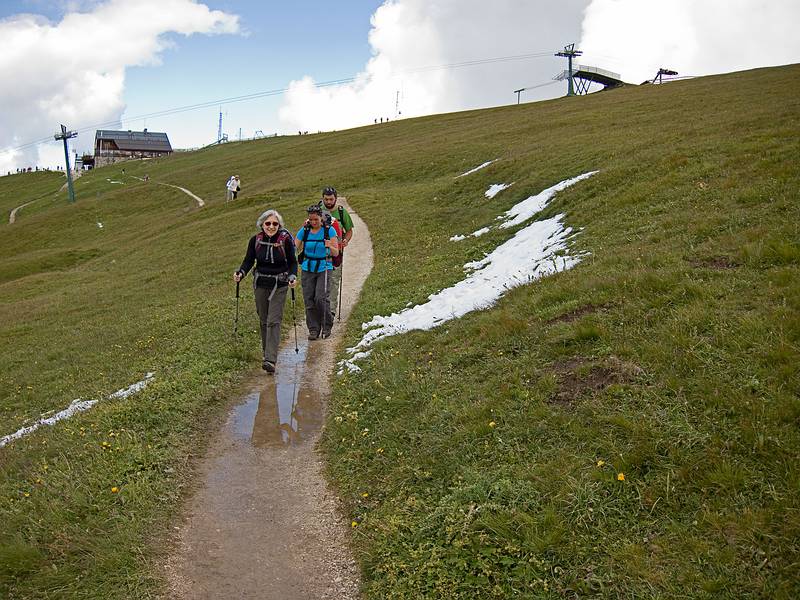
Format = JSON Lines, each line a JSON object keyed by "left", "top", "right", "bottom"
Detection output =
{"left": 278, "top": 0, "right": 586, "bottom": 133}
{"left": 279, "top": 0, "right": 800, "bottom": 133}
{"left": 0, "top": 0, "right": 238, "bottom": 174}
{"left": 579, "top": 0, "right": 800, "bottom": 84}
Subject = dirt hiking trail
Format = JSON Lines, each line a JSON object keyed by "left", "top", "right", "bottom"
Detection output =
{"left": 166, "top": 202, "right": 372, "bottom": 599}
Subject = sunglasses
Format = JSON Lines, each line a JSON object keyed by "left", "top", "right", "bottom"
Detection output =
{"left": 263, "top": 221, "right": 279, "bottom": 227}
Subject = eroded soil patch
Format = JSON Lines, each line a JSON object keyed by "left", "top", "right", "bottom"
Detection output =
{"left": 686, "top": 255, "right": 739, "bottom": 270}
{"left": 549, "top": 355, "right": 643, "bottom": 407}
{"left": 546, "top": 303, "right": 608, "bottom": 325}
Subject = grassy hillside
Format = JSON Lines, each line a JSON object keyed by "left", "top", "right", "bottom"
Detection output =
{"left": 1, "top": 64, "right": 798, "bottom": 598}
{"left": 0, "top": 170, "right": 65, "bottom": 218}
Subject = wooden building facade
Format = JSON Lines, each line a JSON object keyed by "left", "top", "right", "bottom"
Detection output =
{"left": 94, "top": 129, "right": 172, "bottom": 167}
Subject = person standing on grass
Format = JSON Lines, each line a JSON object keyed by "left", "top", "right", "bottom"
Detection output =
{"left": 233, "top": 209, "right": 297, "bottom": 373}
{"left": 296, "top": 204, "right": 338, "bottom": 340}
{"left": 226, "top": 175, "right": 238, "bottom": 202}
{"left": 317, "top": 186, "right": 354, "bottom": 320}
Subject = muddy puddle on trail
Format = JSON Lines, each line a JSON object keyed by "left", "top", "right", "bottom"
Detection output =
{"left": 168, "top": 337, "right": 359, "bottom": 600}
{"left": 168, "top": 201, "right": 369, "bottom": 599}
{"left": 230, "top": 342, "right": 324, "bottom": 448}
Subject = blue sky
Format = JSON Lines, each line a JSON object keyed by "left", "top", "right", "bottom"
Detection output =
{"left": 123, "top": 1, "right": 387, "bottom": 144}
{"left": 1, "top": 0, "right": 799, "bottom": 173}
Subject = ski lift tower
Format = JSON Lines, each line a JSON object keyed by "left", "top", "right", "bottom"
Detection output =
{"left": 555, "top": 43, "right": 583, "bottom": 96}
{"left": 54, "top": 124, "right": 77, "bottom": 203}
{"left": 652, "top": 68, "right": 678, "bottom": 84}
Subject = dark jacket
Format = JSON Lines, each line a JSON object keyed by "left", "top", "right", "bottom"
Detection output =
{"left": 237, "top": 228, "right": 298, "bottom": 287}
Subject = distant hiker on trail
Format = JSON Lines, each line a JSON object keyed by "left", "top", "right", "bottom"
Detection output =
{"left": 233, "top": 209, "right": 298, "bottom": 373}
{"left": 234, "top": 175, "right": 241, "bottom": 199}
{"left": 226, "top": 175, "right": 238, "bottom": 202}
{"left": 317, "top": 186, "right": 354, "bottom": 319}
{"left": 296, "top": 204, "right": 338, "bottom": 340}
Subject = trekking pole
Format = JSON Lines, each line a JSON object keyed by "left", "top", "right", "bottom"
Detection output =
{"left": 323, "top": 260, "right": 329, "bottom": 336}
{"left": 337, "top": 206, "right": 345, "bottom": 323}
{"left": 233, "top": 280, "right": 240, "bottom": 338}
{"left": 338, "top": 257, "right": 344, "bottom": 322}
{"left": 291, "top": 287, "right": 299, "bottom": 353}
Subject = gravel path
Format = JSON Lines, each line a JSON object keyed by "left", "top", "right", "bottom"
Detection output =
{"left": 165, "top": 201, "right": 372, "bottom": 599}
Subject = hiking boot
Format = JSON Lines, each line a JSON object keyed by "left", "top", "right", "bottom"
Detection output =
{"left": 308, "top": 330, "right": 320, "bottom": 340}
{"left": 262, "top": 360, "right": 275, "bottom": 373}
{"left": 321, "top": 330, "right": 332, "bottom": 339}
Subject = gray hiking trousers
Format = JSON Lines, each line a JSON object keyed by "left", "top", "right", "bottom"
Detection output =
{"left": 301, "top": 269, "right": 333, "bottom": 334}
{"left": 254, "top": 284, "right": 289, "bottom": 363}
{"left": 329, "top": 266, "right": 342, "bottom": 317}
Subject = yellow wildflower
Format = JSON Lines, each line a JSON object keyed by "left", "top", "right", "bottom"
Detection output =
{"left": 489, "top": 421, "right": 496, "bottom": 428}
{"left": 111, "top": 486, "right": 119, "bottom": 493}
{"left": 617, "top": 473, "right": 625, "bottom": 481}
{"left": 351, "top": 521, "right": 358, "bottom": 528}
{"left": 596, "top": 460, "right": 605, "bottom": 467}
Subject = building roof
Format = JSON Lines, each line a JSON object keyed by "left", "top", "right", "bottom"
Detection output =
{"left": 95, "top": 129, "right": 172, "bottom": 152}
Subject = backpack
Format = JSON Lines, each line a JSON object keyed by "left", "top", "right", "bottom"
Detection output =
{"left": 300, "top": 222, "right": 333, "bottom": 272}
{"left": 255, "top": 228, "right": 292, "bottom": 264}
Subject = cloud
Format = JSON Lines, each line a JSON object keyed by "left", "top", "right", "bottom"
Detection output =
{"left": 278, "top": 0, "right": 587, "bottom": 133}
{"left": 579, "top": 0, "right": 800, "bottom": 84}
{"left": 279, "top": 0, "right": 800, "bottom": 134}
{"left": 0, "top": 0, "right": 238, "bottom": 173}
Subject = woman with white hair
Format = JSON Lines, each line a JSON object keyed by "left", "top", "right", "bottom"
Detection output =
{"left": 233, "top": 209, "right": 297, "bottom": 373}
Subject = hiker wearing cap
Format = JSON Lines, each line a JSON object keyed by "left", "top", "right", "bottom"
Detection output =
{"left": 296, "top": 204, "right": 339, "bottom": 339}
{"left": 318, "top": 186, "right": 354, "bottom": 319}
{"left": 233, "top": 209, "right": 298, "bottom": 373}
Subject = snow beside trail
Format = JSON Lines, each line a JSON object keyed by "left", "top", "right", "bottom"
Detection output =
{"left": 0, "top": 372, "right": 155, "bottom": 449}
{"left": 456, "top": 159, "right": 497, "bottom": 178}
{"left": 485, "top": 183, "right": 512, "bottom": 198}
{"left": 338, "top": 171, "right": 597, "bottom": 371}
{"left": 337, "top": 350, "right": 372, "bottom": 375}
{"left": 500, "top": 171, "right": 597, "bottom": 229}
{"left": 449, "top": 227, "right": 489, "bottom": 242}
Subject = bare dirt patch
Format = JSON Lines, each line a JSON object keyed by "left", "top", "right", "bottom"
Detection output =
{"left": 546, "top": 303, "right": 607, "bottom": 325}
{"left": 549, "top": 355, "right": 643, "bottom": 407}
{"left": 686, "top": 255, "right": 739, "bottom": 270}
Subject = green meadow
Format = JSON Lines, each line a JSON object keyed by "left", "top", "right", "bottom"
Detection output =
{"left": 1, "top": 64, "right": 798, "bottom": 598}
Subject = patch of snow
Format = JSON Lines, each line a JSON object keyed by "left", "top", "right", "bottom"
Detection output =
{"left": 485, "top": 183, "right": 512, "bottom": 198}
{"left": 500, "top": 171, "right": 597, "bottom": 230}
{"left": 452, "top": 172, "right": 596, "bottom": 242}
{"left": 106, "top": 179, "right": 124, "bottom": 184}
{"left": 0, "top": 372, "right": 155, "bottom": 449}
{"left": 456, "top": 159, "right": 497, "bottom": 178}
{"left": 450, "top": 226, "right": 490, "bottom": 242}
{"left": 337, "top": 351, "right": 372, "bottom": 375}
{"left": 343, "top": 172, "right": 598, "bottom": 368}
